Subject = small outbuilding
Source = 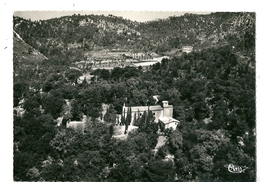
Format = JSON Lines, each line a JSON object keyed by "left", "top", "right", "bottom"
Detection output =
{"left": 182, "top": 46, "right": 193, "bottom": 53}
{"left": 158, "top": 117, "right": 180, "bottom": 132}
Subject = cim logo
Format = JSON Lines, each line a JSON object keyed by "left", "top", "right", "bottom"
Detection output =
{"left": 224, "top": 164, "right": 248, "bottom": 173}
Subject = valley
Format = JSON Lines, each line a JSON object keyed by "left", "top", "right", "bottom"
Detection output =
{"left": 13, "top": 12, "right": 255, "bottom": 182}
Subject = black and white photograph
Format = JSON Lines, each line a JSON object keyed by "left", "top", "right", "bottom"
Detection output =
{"left": 1, "top": 1, "right": 258, "bottom": 181}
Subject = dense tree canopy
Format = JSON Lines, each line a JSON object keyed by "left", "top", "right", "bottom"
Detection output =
{"left": 13, "top": 12, "right": 255, "bottom": 182}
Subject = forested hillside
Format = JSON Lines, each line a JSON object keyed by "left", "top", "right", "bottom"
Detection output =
{"left": 139, "top": 12, "right": 255, "bottom": 53}
{"left": 13, "top": 12, "right": 255, "bottom": 181}
{"left": 13, "top": 12, "right": 255, "bottom": 57}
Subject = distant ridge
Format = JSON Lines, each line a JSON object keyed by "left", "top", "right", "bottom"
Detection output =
{"left": 13, "top": 12, "right": 255, "bottom": 61}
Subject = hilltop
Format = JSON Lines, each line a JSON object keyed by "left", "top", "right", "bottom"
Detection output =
{"left": 141, "top": 13, "right": 255, "bottom": 55}
{"left": 13, "top": 12, "right": 256, "bottom": 182}
{"left": 13, "top": 12, "right": 255, "bottom": 61}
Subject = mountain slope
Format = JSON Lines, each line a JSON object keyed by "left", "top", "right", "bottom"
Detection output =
{"left": 137, "top": 12, "right": 255, "bottom": 52}
{"left": 13, "top": 30, "right": 48, "bottom": 83}
{"left": 13, "top": 30, "right": 48, "bottom": 62}
{"left": 13, "top": 12, "right": 255, "bottom": 61}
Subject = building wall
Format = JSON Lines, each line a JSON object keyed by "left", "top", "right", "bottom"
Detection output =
{"left": 122, "top": 101, "right": 173, "bottom": 125}
{"left": 162, "top": 101, "right": 173, "bottom": 118}
{"left": 158, "top": 121, "right": 179, "bottom": 131}
{"left": 165, "top": 122, "right": 178, "bottom": 130}
{"left": 129, "top": 110, "right": 163, "bottom": 125}
{"left": 158, "top": 120, "right": 166, "bottom": 132}
{"left": 182, "top": 46, "right": 193, "bottom": 53}
{"left": 66, "top": 121, "right": 84, "bottom": 132}
{"left": 154, "top": 110, "right": 163, "bottom": 121}
{"left": 120, "top": 103, "right": 179, "bottom": 132}
{"left": 163, "top": 107, "right": 173, "bottom": 118}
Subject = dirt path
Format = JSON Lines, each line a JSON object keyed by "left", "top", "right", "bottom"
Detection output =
{"left": 153, "top": 135, "right": 167, "bottom": 153}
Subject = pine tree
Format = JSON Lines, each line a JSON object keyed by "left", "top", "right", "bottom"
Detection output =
{"left": 104, "top": 107, "right": 109, "bottom": 122}
{"left": 125, "top": 122, "right": 128, "bottom": 134}
{"left": 126, "top": 107, "right": 131, "bottom": 126}
{"left": 129, "top": 107, "right": 132, "bottom": 125}
{"left": 137, "top": 109, "right": 140, "bottom": 124}
{"left": 121, "top": 108, "right": 126, "bottom": 125}
{"left": 109, "top": 125, "right": 114, "bottom": 137}
{"left": 140, "top": 110, "right": 147, "bottom": 128}
{"left": 82, "top": 77, "right": 88, "bottom": 87}
{"left": 120, "top": 116, "right": 124, "bottom": 126}
{"left": 100, "top": 111, "right": 103, "bottom": 121}
{"left": 133, "top": 113, "right": 137, "bottom": 126}
{"left": 147, "top": 110, "right": 155, "bottom": 123}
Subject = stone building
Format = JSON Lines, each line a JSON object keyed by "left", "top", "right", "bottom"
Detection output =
{"left": 66, "top": 115, "right": 87, "bottom": 133}
{"left": 158, "top": 117, "right": 180, "bottom": 131}
{"left": 121, "top": 101, "right": 180, "bottom": 131}
{"left": 182, "top": 46, "right": 193, "bottom": 53}
{"left": 66, "top": 121, "right": 84, "bottom": 133}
